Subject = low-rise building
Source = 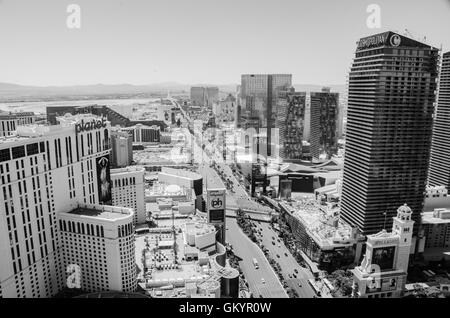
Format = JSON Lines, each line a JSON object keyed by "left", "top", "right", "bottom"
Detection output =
{"left": 280, "top": 198, "right": 362, "bottom": 271}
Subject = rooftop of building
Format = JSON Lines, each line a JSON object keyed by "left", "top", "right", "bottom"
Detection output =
{"left": 0, "top": 111, "right": 35, "bottom": 119}
{"left": 422, "top": 208, "right": 450, "bottom": 225}
{"left": 123, "top": 124, "right": 161, "bottom": 130}
{"left": 133, "top": 146, "right": 190, "bottom": 165}
{"left": 281, "top": 197, "right": 356, "bottom": 249}
{"left": 67, "top": 204, "right": 133, "bottom": 221}
{"left": 56, "top": 113, "right": 109, "bottom": 126}
{"left": 160, "top": 167, "right": 202, "bottom": 181}
{"left": 146, "top": 182, "right": 189, "bottom": 197}
{"left": 184, "top": 221, "right": 216, "bottom": 236}
{"left": 423, "top": 186, "right": 450, "bottom": 212}
{"left": 111, "top": 166, "right": 145, "bottom": 175}
{"left": 0, "top": 123, "right": 70, "bottom": 145}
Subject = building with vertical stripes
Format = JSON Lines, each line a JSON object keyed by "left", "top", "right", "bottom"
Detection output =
{"left": 111, "top": 167, "right": 145, "bottom": 225}
{"left": 428, "top": 51, "right": 450, "bottom": 189}
{"left": 58, "top": 203, "right": 136, "bottom": 293}
{"left": 276, "top": 89, "right": 306, "bottom": 160}
{"left": 340, "top": 32, "right": 440, "bottom": 236}
{"left": 110, "top": 128, "right": 133, "bottom": 168}
{"left": 0, "top": 114, "right": 136, "bottom": 298}
{"left": 310, "top": 88, "right": 339, "bottom": 162}
{"left": 124, "top": 124, "right": 160, "bottom": 143}
{"left": 0, "top": 112, "right": 36, "bottom": 137}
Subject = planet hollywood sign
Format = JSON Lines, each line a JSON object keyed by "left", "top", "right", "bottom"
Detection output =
{"left": 75, "top": 118, "right": 107, "bottom": 134}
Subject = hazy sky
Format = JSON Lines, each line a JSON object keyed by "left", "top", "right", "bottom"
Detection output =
{"left": 1, "top": 0, "right": 449, "bottom": 86}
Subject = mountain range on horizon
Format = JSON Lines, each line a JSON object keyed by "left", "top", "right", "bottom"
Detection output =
{"left": 0, "top": 82, "right": 346, "bottom": 103}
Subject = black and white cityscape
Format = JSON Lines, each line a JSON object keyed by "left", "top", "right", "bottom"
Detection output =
{"left": 1, "top": 0, "right": 450, "bottom": 303}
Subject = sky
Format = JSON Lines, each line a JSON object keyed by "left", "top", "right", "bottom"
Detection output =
{"left": 0, "top": 0, "right": 449, "bottom": 86}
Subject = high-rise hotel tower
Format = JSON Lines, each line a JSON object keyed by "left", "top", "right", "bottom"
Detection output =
{"left": 0, "top": 114, "right": 136, "bottom": 298}
{"left": 341, "top": 32, "right": 440, "bottom": 236}
{"left": 428, "top": 51, "right": 450, "bottom": 188}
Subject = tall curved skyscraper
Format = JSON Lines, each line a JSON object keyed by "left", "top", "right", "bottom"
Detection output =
{"left": 340, "top": 32, "right": 440, "bottom": 236}
{"left": 428, "top": 51, "right": 450, "bottom": 188}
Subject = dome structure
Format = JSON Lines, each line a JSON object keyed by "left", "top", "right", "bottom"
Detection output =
{"left": 397, "top": 203, "right": 412, "bottom": 220}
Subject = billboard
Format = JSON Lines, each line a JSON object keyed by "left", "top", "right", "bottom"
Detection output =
{"left": 210, "top": 210, "right": 225, "bottom": 222}
{"left": 208, "top": 190, "right": 225, "bottom": 210}
{"left": 366, "top": 277, "right": 381, "bottom": 293}
{"left": 96, "top": 155, "right": 112, "bottom": 205}
{"left": 279, "top": 179, "right": 292, "bottom": 200}
{"left": 207, "top": 189, "right": 225, "bottom": 224}
{"left": 372, "top": 246, "right": 396, "bottom": 271}
{"left": 381, "top": 277, "right": 398, "bottom": 292}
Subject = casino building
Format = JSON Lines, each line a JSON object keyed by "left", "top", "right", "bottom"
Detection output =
{"left": 0, "top": 114, "right": 136, "bottom": 298}
{"left": 352, "top": 204, "right": 415, "bottom": 298}
{"left": 341, "top": 31, "right": 440, "bottom": 236}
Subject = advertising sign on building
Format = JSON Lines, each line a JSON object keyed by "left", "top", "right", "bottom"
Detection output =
{"left": 207, "top": 189, "right": 226, "bottom": 224}
{"left": 96, "top": 155, "right": 112, "bottom": 205}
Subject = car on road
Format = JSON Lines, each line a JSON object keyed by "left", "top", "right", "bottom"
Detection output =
{"left": 294, "top": 269, "right": 299, "bottom": 274}
{"left": 276, "top": 254, "right": 280, "bottom": 258}
{"left": 278, "top": 244, "right": 281, "bottom": 248}
{"left": 298, "top": 283, "right": 302, "bottom": 287}
{"left": 284, "top": 253, "right": 288, "bottom": 257}
{"left": 272, "top": 241, "right": 275, "bottom": 246}
{"left": 293, "top": 273, "right": 297, "bottom": 278}
{"left": 261, "top": 278, "right": 266, "bottom": 284}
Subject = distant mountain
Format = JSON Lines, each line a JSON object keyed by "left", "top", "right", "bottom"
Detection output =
{"left": 0, "top": 82, "right": 346, "bottom": 103}
{"left": 0, "top": 82, "right": 240, "bottom": 102}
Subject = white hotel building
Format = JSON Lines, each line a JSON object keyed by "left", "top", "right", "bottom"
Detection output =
{"left": 111, "top": 167, "right": 146, "bottom": 225}
{"left": 59, "top": 203, "right": 136, "bottom": 293}
{"left": 0, "top": 114, "right": 136, "bottom": 298}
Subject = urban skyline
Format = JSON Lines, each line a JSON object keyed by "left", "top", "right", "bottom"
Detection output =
{"left": 1, "top": 0, "right": 450, "bottom": 305}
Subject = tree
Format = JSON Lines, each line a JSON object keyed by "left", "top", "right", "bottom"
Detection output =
{"left": 409, "top": 284, "right": 445, "bottom": 298}
{"left": 328, "top": 270, "right": 354, "bottom": 298}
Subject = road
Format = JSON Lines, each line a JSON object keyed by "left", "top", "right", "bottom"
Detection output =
{"left": 255, "top": 221, "right": 316, "bottom": 298}
{"left": 173, "top": 98, "right": 287, "bottom": 298}
{"left": 226, "top": 217, "right": 288, "bottom": 298}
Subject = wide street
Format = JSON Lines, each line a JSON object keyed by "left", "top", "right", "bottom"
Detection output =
{"left": 173, "top": 98, "right": 289, "bottom": 298}
{"left": 226, "top": 217, "right": 288, "bottom": 298}
{"left": 254, "top": 221, "right": 316, "bottom": 298}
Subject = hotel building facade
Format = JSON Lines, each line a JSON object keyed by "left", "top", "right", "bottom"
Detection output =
{"left": 111, "top": 167, "right": 146, "bottom": 225}
{"left": 0, "top": 114, "right": 136, "bottom": 298}
{"left": 310, "top": 88, "right": 339, "bottom": 162}
{"left": 428, "top": 51, "right": 450, "bottom": 189}
{"left": 341, "top": 32, "right": 440, "bottom": 235}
